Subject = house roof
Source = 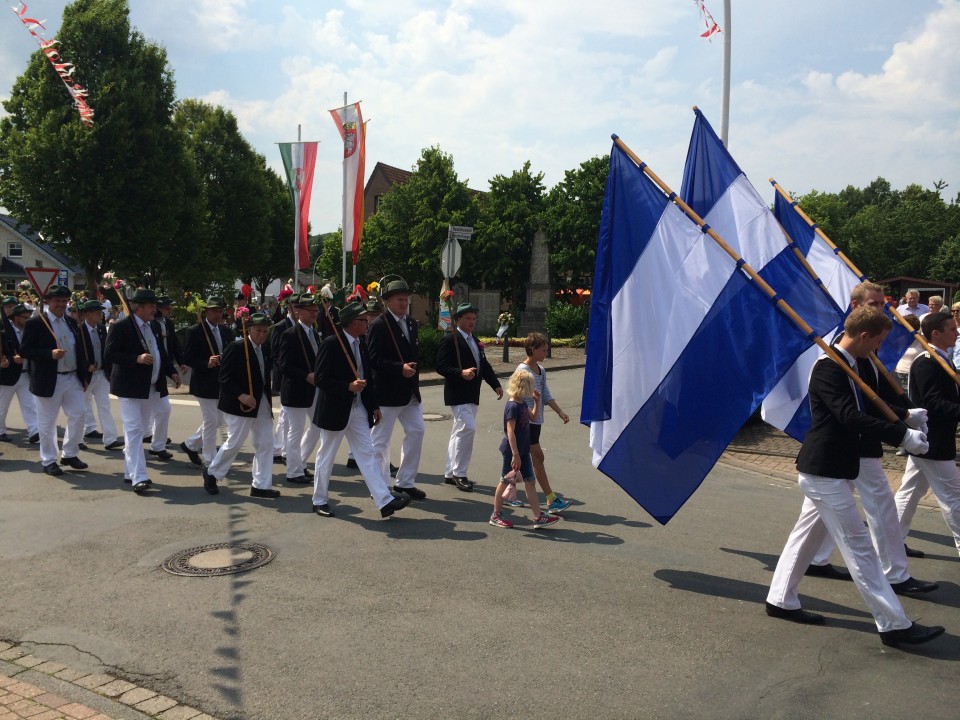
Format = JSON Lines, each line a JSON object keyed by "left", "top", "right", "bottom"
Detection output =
{"left": 0, "top": 214, "right": 83, "bottom": 272}
{"left": 373, "top": 162, "right": 413, "bottom": 186}
{"left": 0, "top": 256, "right": 26, "bottom": 276}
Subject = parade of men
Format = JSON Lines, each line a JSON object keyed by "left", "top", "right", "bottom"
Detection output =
{"left": 278, "top": 293, "right": 321, "bottom": 485}
{"left": 18, "top": 285, "right": 90, "bottom": 475}
{"left": 103, "top": 288, "right": 180, "bottom": 492}
{"left": 181, "top": 296, "right": 234, "bottom": 469}
{"left": 78, "top": 299, "right": 121, "bottom": 451}
{"left": 0, "top": 302, "right": 37, "bottom": 443}
{"left": 436, "top": 302, "right": 503, "bottom": 491}
{"left": 202, "top": 312, "right": 278, "bottom": 498}
{"left": 366, "top": 278, "right": 426, "bottom": 500}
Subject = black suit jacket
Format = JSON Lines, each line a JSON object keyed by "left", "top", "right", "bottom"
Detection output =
{"left": 856, "top": 356, "right": 910, "bottom": 458}
{"left": 0, "top": 321, "right": 25, "bottom": 386}
{"left": 796, "top": 353, "right": 907, "bottom": 479}
{"left": 270, "top": 315, "right": 296, "bottom": 388}
{"left": 279, "top": 322, "right": 320, "bottom": 408}
{"left": 435, "top": 329, "right": 501, "bottom": 406}
{"left": 218, "top": 336, "right": 273, "bottom": 418}
{"left": 184, "top": 321, "right": 235, "bottom": 399}
{"left": 907, "top": 351, "right": 960, "bottom": 460}
{"left": 367, "top": 312, "right": 421, "bottom": 407}
{"left": 156, "top": 314, "right": 185, "bottom": 367}
{"left": 312, "top": 329, "right": 377, "bottom": 431}
{"left": 79, "top": 321, "right": 112, "bottom": 378}
{"left": 19, "top": 312, "right": 89, "bottom": 397}
{"left": 104, "top": 315, "right": 176, "bottom": 399}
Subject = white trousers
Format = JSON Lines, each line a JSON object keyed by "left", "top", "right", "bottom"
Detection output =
{"left": 83, "top": 370, "right": 118, "bottom": 444}
{"left": 312, "top": 402, "right": 393, "bottom": 509}
{"left": 371, "top": 399, "right": 425, "bottom": 488}
{"left": 119, "top": 390, "right": 165, "bottom": 483}
{"left": 184, "top": 397, "right": 225, "bottom": 465}
{"left": 207, "top": 398, "right": 275, "bottom": 489}
{"left": 767, "top": 472, "right": 911, "bottom": 632}
{"left": 284, "top": 402, "right": 321, "bottom": 478}
{"left": 445, "top": 403, "right": 478, "bottom": 478}
{"left": 35, "top": 373, "right": 85, "bottom": 466}
{"left": 273, "top": 405, "right": 288, "bottom": 455}
{"left": 807, "top": 458, "right": 910, "bottom": 582}
{"left": 895, "top": 456, "right": 960, "bottom": 557}
{"left": 0, "top": 372, "right": 38, "bottom": 436}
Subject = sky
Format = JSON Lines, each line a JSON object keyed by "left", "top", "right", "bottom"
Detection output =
{"left": 1, "top": 0, "right": 958, "bottom": 238}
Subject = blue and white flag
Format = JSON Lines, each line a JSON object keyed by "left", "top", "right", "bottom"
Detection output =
{"left": 582, "top": 141, "right": 821, "bottom": 525}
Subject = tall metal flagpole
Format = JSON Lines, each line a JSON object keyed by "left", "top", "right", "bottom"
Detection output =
{"left": 720, "top": 0, "right": 731, "bottom": 146}
{"left": 294, "top": 124, "right": 301, "bottom": 292}
{"left": 341, "top": 91, "right": 348, "bottom": 289}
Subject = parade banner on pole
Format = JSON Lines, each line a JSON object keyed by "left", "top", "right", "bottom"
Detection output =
{"left": 12, "top": 2, "right": 94, "bottom": 126}
{"left": 581, "top": 142, "right": 817, "bottom": 525}
{"left": 329, "top": 102, "right": 366, "bottom": 265}
{"left": 278, "top": 141, "right": 318, "bottom": 271}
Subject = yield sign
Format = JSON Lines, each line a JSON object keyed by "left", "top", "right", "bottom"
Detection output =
{"left": 24, "top": 267, "right": 60, "bottom": 297}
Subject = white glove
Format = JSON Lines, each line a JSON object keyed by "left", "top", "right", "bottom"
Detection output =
{"left": 901, "top": 428, "right": 929, "bottom": 455}
{"left": 905, "top": 408, "right": 928, "bottom": 430}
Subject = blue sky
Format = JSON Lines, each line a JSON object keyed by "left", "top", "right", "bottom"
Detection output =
{"left": 2, "top": 0, "right": 958, "bottom": 237}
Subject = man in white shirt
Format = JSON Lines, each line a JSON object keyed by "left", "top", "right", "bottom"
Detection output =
{"left": 79, "top": 300, "right": 121, "bottom": 450}
{"left": 0, "top": 303, "right": 38, "bottom": 443}
{"left": 898, "top": 289, "right": 929, "bottom": 318}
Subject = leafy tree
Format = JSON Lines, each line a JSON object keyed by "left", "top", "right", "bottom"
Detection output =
{"left": 467, "top": 160, "right": 545, "bottom": 308}
{"left": 311, "top": 230, "right": 344, "bottom": 284}
{"left": 543, "top": 155, "right": 609, "bottom": 290}
{"left": 360, "top": 146, "right": 476, "bottom": 299}
{"left": 248, "top": 162, "right": 296, "bottom": 301}
{"left": 0, "top": 0, "right": 201, "bottom": 290}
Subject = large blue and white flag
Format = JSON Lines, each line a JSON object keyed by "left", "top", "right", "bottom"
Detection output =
{"left": 582, "top": 141, "right": 822, "bottom": 525}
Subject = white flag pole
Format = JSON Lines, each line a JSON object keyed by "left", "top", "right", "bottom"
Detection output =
{"left": 341, "top": 91, "right": 348, "bottom": 289}
{"left": 720, "top": 0, "right": 731, "bottom": 146}
{"left": 294, "top": 124, "right": 302, "bottom": 292}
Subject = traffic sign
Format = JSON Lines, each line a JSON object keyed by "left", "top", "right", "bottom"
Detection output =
{"left": 24, "top": 267, "right": 60, "bottom": 297}
{"left": 441, "top": 238, "right": 462, "bottom": 278}
{"left": 448, "top": 224, "right": 473, "bottom": 241}
{"left": 58, "top": 270, "right": 68, "bottom": 287}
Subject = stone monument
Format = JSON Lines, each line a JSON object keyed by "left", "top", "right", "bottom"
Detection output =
{"left": 519, "top": 228, "right": 551, "bottom": 336}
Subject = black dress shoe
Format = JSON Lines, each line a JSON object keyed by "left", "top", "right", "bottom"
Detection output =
{"left": 60, "top": 456, "right": 88, "bottom": 470}
{"left": 105, "top": 440, "right": 124, "bottom": 451}
{"left": 84, "top": 430, "right": 103, "bottom": 439}
{"left": 451, "top": 475, "right": 473, "bottom": 492}
{"left": 202, "top": 469, "right": 219, "bottom": 495}
{"left": 142, "top": 435, "right": 152, "bottom": 443}
{"left": 273, "top": 454, "right": 286, "bottom": 465}
{"left": 0, "top": 433, "right": 11, "bottom": 442}
{"left": 133, "top": 480, "right": 150, "bottom": 494}
{"left": 180, "top": 442, "right": 203, "bottom": 467}
{"left": 304, "top": 466, "right": 314, "bottom": 479}
{"left": 313, "top": 503, "right": 335, "bottom": 517}
{"left": 380, "top": 495, "right": 411, "bottom": 518}
{"left": 390, "top": 463, "right": 399, "bottom": 476}
{"left": 28, "top": 433, "right": 40, "bottom": 444}
{"left": 804, "top": 563, "right": 852, "bottom": 581}
{"left": 346, "top": 457, "right": 359, "bottom": 469}
{"left": 904, "top": 543, "right": 925, "bottom": 558}
{"left": 880, "top": 622, "right": 945, "bottom": 647}
{"left": 764, "top": 602, "right": 825, "bottom": 625}
{"left": 123, "top": 478, "right": 132, "bottom": 484}
{"left": 43, "top": 462, "right": 64, "bottom": 476}
{"left": 286, "top": 475, "right": 311, "bottom": 484}
{"left": 77, "top": 443, "right": 88, "bottom": 451}
{"left": 250, "top": 487, "right": 280, "bottom": 498}
{"left": 393, "top": 485, "right": 426, "bottom": 500}
{"left": 891, "top": 577, "right": 939, "bottom": 595}
{"left": 148, "top": 449, "right": 174, "bottom": 461}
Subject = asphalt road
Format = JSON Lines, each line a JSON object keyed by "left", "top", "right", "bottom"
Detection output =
{"left": 1, "top": 368, "right": 958, "bottom": 720}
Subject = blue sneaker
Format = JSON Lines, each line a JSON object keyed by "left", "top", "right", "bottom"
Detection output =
{"left": 504, "top": 499, "right": 526, "bottom": 509}
{"left": 546, "top": 496, "right": 572, "bottom": 514}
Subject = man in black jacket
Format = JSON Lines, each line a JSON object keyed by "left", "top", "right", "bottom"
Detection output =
{"left": 202, "top": 313, "right": 278, "bottom": 498}
{"left": 894, "top": 310, "right": 960, "bottom": 557}
{"left": 270, "top": 295, "right": 298, "bottom": 465}
{"left": 0, "top": 303, "right": 38, "bottom": 443}
{"left": 181, "top": 296, "right": 234, "bottom": 468}
{"left": 435, "top": 302, "right": 503, "bottom": 491}
{"left": 367, "top": 279, "right": 426, "bottom": 500}
{"left": 104, "top": 288, "right": 180, "bottom": 492}
{"left": 19, "top": 285, "right": 90, "bottom": 475}
{"left": 309, "top": 302, "right": 408, "bottom": 519}
{"left": 278, "top": 293, "right": 321, "bottom": 484}
{"left": 78, "top": 300, "right": 121, "bottom": 450}
{"left": 765, "top": 307, "right": 943, "bottom": 647}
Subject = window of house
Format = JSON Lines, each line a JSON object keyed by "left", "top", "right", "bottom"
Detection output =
{"left": 7, "top": 242, "right": 22, "bottom": 257}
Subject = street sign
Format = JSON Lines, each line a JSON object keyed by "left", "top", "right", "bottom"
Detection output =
{"left": 24, "top": 267, "right": 60, "bottom": 297}
{"left": 448, "top": 224, "right": 473, "bottom": 241}
{"left": 58, "top": 270, "right": 68, "bottom": 287}
{"left": 441, "top": 238, "right": 462, "bottom": 278}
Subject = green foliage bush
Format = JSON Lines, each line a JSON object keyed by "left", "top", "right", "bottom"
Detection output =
{"left": 417, "top": 325, "right": 445, "bottom": 370}
{"left": 545, "top": 302, "right": 588, "bottom": 338}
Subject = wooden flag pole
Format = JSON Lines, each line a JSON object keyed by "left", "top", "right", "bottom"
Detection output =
{"left": 771, "top": 179, "right": 960, "bottom": 387}
{"left": 240, "top": 316, "right": 255, "bottom": 412}
{"left": 321, "top": 300, "right": 360, "bottom": 380}
{"left": 613, "top": 135, "right": 899, "bottom": 422}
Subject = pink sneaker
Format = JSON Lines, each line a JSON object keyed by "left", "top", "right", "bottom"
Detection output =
{"left": 532, "top": 513, "right": 560, "bottom": 529}
{"left": 489, "top": 512, "right": 513, "bottom": 528}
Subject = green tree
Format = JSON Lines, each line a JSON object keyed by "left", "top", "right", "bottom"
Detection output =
{"left": 360, "top": 146, "right": 475, "bottom": 299}
{"left": 543, "top": 155, "right": 609, "bottom": 291}
{"left": 248, "top": 162, "right": 296, "bottom": 302}
{"left": 311, "top": 230, "right": 344, "bottom": 284}
{"left": 0, "top": 0, "right": 201, "bottom": 290}
{"left": 467, "top": 160, "right": 545, "bottom": 308}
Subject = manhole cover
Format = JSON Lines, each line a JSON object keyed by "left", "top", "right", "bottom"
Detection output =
{"left": 162, "top": 542, "right": 275, "bottom": 577}
{"left": 423, "top": 412, "right": 451, "bottom": 421}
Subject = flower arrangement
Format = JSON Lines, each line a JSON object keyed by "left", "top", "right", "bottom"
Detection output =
{"left": 235, "top": 305, "right": 251, "bottom": 322}
{"left": 17, "top": 279, "right": 32, "bottom": 292}
{"left": 185, "top": 294, "right": 207, "bottom": 317}
{"left": 497, "top": 312, "right": 515, "bottom": 327}
{"left": 441, "top": 289, "right": 454, "bottom": 301}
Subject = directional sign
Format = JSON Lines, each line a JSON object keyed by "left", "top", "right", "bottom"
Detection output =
{"left": 58, "top": 270, "right": 68, "bottom": 287}
{"left": 24, "top": 267, "right": 60, "bottom": 297}
{"left": 441, "top": 238, "right": 462, "bottom": 278}
{"left": 448, "top": 224, "right": 473, "bottom": 241}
